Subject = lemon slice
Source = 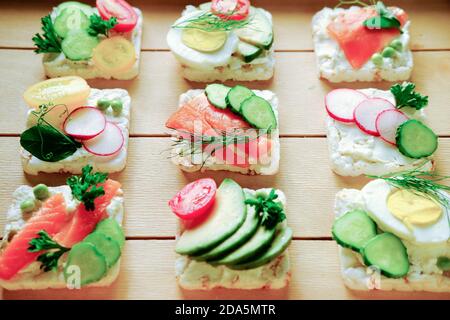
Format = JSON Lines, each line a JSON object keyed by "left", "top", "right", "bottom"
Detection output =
{"left": 182, "top": 28, "right": 227, "bottom": 53}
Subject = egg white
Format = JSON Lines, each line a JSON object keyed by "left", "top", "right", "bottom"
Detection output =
{"left": 362, "top": 179, "right": 450, "bottom": 245}
{"left": 167, "top": 10, "right": 239, "bottom": 70}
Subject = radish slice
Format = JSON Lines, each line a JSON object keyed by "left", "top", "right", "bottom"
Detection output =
{"left": 83, "top": 122, "right": 124, "bottom": 156}
{"left": 325, "top": 89, "right": 367, "bottom": 123}
{"left": 63, "top": 107, "right": 106, "bottom": 140}
{"left": 376, "top": 109, "right": 409, "bottom": 145}
{"left": 354, "top": 98, "right": 396, "bottom": 136}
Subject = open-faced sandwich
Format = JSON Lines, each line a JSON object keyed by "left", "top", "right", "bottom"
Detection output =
{"left": 312, "top": 1, "right": 412, "bottom": 82}
{"left": 166, "top": 84, "right": 279, "bottom": 175}
{"left": 20, "top": 76, "right": 130, "bottom": 175}
{"left": 0, "top": 166, "right": 125, "bottom": 290}
{"left": 332, "top": 168, "right": 450, "bottom": 292}
{"left": 326, "top": 82, "right": 437, "bottom": 176}
{"left": 170, "top": 178, "right": 292, "bottom": 290}
{"left": 167, "top": 0, "right": 274, "bottom": 82}
{"left": 32, "top": 0, "right": 142, "bottom": 80}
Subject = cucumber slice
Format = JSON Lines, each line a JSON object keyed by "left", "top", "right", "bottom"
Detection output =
{"left": 213, "top": 224, "right": 276, "bottom": 266}
{"left": 396, "top": 119, "right": 438, "bottom": 159}
{"left": 237, "top": 41, "right": 262, "bottom": 63}
{"left": 226, "top": 85, "right": 255, "bottom": 114}
{"left": 235, "top": 9, "right": 274, "bottom": 50}
{"left": 205, "top": 84, "right": 231, "bottom": 110}
{"left": 83, "top": 232, "right": 121, "bottom": 268}
{"left": 64, "top": 242, "right": 108, "bottom": 286}
{"left": 230, "top": 226, "right": 293, "bottom": 270}
{"left": 62, "top": 30, "right": 99, "bottom": 60}
{"left": 332, "top": 210, "right": 377, "bottom": 252}
{"left": 362, "top": 233, "right": 410, "bottom": 278}
{"left": 95, "top": 218, "right": 125, "bottom": 248}
{"left": 195, "top": 192, "right": 260, "bottom": 261}
{"left": 240, "top": 95, "right": 277, "bottom": 130}
{"left": 54, "top": 7, "right": 90, "bottom": 38}
{"left": 437, "top": 257, "right": 450, "bottom": 271}
{"left": 56, "top": 1, "right": 94, "bottom": 16}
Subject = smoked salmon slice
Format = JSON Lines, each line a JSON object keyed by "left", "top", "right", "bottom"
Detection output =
{"left": 327, "top": 7, "right": 408, "bottom": 69}
{"left": 54, "top": 179, "right": 121, "bottom": 248}
{"left": 0, "top": 193, "right": 69, "bottom": 280}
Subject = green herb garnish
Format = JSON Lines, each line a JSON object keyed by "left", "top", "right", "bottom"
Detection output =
{"left": 363, "top": 1, "right": 401, "bottom": 31}
{"left": 172, "top": 11, "right": 250, "bottom": 32}
{"left": 87, "top": 14, "right": 117, "bottom": 37}
{"left": 368, "top": 164, "right": 450, "bottom": 209}
{"left": 391, "top": 82, "right": 429, "bottom": 110}
{"left": 245, "top": 189, "right": 286, "bottom": 229}
{"left": 32, "top": 15, "right": 62, "bottom": 54}
{"left": 28, "top": 230, "right": 70, "bottom": 272}
{"left": 67, "top": 165, "right": 108, "bottom": 211}
{"left": 20, "top": 105, "right": 81, "bottom": 162}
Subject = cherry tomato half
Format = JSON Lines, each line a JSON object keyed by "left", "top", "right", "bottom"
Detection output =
{"left": 96, "top": 0, "right": 138, "bottom": 33}
{"left": 168, "top": 178, "right": 217, "bottom": 220}
{"left": 211, "top": 0, "right": 250, "bottom": 21}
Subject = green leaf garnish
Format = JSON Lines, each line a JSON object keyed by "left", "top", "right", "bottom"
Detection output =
{"left": 368, "top": 163, "right": 450, "bottom": 209}
{"left": 32, "top": 15, "right": 62, "bottom": 54}
{"left": 363, "top": 1, "right": 402, "bottom": 31}
{"left": 20, "top": 105, "right": 81, "bottom": 162}
{"left": 245, "top": 189, "right": 286, "bottom": 229}
{"left": 28, "top": 230, "right": 70, "bottom": 272}
{"left": 172, "top": 11, "right": 250, "bottom": 32}
{"left": 87, "top": 14, "right": 117, "bottom": 37}
{"left": 67, "top": 165, "right": 108, "bottom": 211}
{"left": 390, "top": 82, "right": 429, "bottom": 110}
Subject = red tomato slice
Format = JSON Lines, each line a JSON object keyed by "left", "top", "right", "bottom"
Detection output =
{"left": 96, "top": 0, "right": 138, "bottom": 33}
{"left": 211, "top": 0, "right": 250, "bottom": 21}
{"left": 168, "top": 178, "right": 217, "bottom": 220}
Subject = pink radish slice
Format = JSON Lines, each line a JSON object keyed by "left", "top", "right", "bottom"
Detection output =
{"left": 376, "top": 109, "right": 409, "bottom": 145}
{"left": 354, "top": 98, "right": 396, "bottom": 136}
{"left": 325, "top": 89, "right": 368, "bottom": 123}
{"left": 83, "top": 122, "right": 124, "bottom": 156}
{"left": 63, "top": 107, "right": 106, "bottom": 140}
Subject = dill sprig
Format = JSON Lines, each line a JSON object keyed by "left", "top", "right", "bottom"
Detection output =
{"left": 368, "top": 164, "right": 450, "bottom": 209}
{"left": 172, "top": 11, "right": 250, "bottom": 32}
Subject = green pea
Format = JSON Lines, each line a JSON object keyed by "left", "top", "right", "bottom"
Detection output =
{"left": 382, "top": 47, "right": 396, "bottom": 58}
{"left": 389, "top": 39, "right": 403, "bottom": 52}
{"left": 33, "top": 183, "right": 50, "bottom": 200}
{"left": 371, "top": 53, "right": 383, "bottom": 67}
{"left": 20, "top": 198, "right": 36, "bottom": 213}
{"left": 111, "top": 99, "right": 123, "bottom": 116}
{"left": 437, "top": 257, "right": 450, "bottom": 271}
{"left": 97, "top": 98, "right": 111, "bottom": 111}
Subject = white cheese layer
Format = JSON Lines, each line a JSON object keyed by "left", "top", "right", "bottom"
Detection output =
{"left": 21, "top": 88, "right": 131, "bottom": 175}
{"left": 43, "top": 7, "right": 143, "bottom": 80}
{"left": 0, "top": 185, "right": 124, "bottom": 290}
{"left": 312, "top": 6, "right": 412, "bottom": 82}
{"left": 169, "top": 89, "right": 280, "bottom": 175}
{"left": 167, "top": 5, "right": 274, "bottom": 82}
{"left": 176, "top": 189, "right": 291, "bottom": 290}
{"left": 326, "top": 88, "right": 433, "bottom": 177}
{"left": 334, "top": 182, "right": 450, "bottom": 292}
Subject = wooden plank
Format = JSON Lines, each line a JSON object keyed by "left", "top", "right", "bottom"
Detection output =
{"left": 1, "top": 137, "right": 449, "bottom": 238}
{"left": 2, "top": 240, "right": 449, "bottom": 300}
{"left": 1, "top": 50, "right": 449, "bottom": 136}
{"left": 0, "top": 0, "right": 449, "bottom": 51}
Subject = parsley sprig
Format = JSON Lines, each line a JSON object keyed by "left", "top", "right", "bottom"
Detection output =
{"left": 32, "top": 15, "right": 62, "bottom": 54}
{"left": 245, "top": 189, "right": 286, "bottom": 229}
{"left": 390, "top": 82, "right": 429, "bottom": 110}
{"left": 28, "top": 230, "right": 70, "bottom": 272}
{"left": 67, "top": 165, "right": 108, "bottom": 211}
{"left": 88, "top": 14, "right": 118, "bottom": 37}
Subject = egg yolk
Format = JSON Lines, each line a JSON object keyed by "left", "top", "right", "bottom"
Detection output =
{"left": 182, "top": 28, "right": 227, "bottom": 53}
{"left": 387, "top": 189, "right": 442, "bottom": 229}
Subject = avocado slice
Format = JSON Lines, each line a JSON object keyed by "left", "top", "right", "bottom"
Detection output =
{"left": 195, "top": 192, "right": 260, "bottom": 262}
{"left": 213, "top": 223, "right": 276, "bottom": 266}
{"left": 176, "top": 179, "right": 246, "bottom": 256}
{"left": 229, "top": 226, "right": 293, "bottom": 270}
